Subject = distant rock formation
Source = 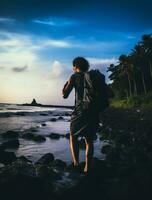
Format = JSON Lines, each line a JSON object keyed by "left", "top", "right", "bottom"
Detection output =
{"left": 22, "top": 99, "right": 42, "bottom": 107}
{"left": 31, "top": 98, "right": 37, "bottom": 106}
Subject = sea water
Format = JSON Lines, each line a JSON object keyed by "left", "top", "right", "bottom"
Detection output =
{"left": 0, "top": 103, "right": 104, "bottom": 163}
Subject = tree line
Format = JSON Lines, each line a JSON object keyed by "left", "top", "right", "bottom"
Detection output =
{"left": 107, "top": 34, "right": 152, "bottom": 99}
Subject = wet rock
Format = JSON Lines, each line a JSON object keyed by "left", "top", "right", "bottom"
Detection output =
{"left": 41, "top": 123, "right": 47, "bottom": 126}
{"left": 39, "top": 113, "right": 49, "bottom": 116}
{"left": 0, "top": 151, "right": 17, "bottom": 164}
{"left": 36, "top": 164, "right": 61, "bottom": 180}
{"left": 17, "top": 156, "right": 32, "bottom": 163}
{"left": 32, "top": 135, "right": 46, "bottom": 142}
{"left": 101, "top": 144, "right": 113, "bottom": 154}
{"left": 22, "top": 132, "right": 46, "bottom": 142}
{"left": 36, "top": 153, "right": 54, "bottom": 165}
{"left": 22, "top": 132, "right": 34, "bottom": 140}
{"left": 0, "top": 163, "right": 5, "bottom": 168}
{"left": 1, "top": 139, "right": 19, "bottom": 149}
{"left": 0, "top": 145, "right": 5, "bottom": 151}
{"left": 66, "top": 162, "right": 84, "bottom": 174}
{"left": 2, "top": 130, "right": 19, "bottom": 138}
{"left": 58, "top": 116, "right": 64, "bottom": 120}
{"left": 52, "top": 159, "right": 67, "bottom": 170}
{"left": 49, "top": 133, "right": 61, "bottom": 140}
{"left": 50, "top": 118, "right": 57, "bottom": 122}
{"left": 30, "top": 128, "right": 38, "bottom": 132}
{"left": 0, "top": 158, "right": 49, "bottom": 200}
{"left": 64, "top": 112, "right": 71, "bottom": 116}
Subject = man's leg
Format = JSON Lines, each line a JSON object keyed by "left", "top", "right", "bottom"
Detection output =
{"left": 70, "top": 134, "right": 79, "bottom": 166}
{"left": 84, "top": 137, "right": 94, "bottom": 173}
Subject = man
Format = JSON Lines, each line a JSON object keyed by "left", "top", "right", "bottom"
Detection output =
{"left": 62, "top": 57, "right": 99, "bottom": 174}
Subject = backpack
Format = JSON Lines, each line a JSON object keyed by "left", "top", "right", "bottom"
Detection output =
{"left": 82, "top": 69, "right": 109, "bottom": 112}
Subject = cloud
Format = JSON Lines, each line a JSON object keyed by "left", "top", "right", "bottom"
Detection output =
{"left": 0, "top": 17, "right": 15, "bottom": 23}
{"left": 42, "top": 39, "right": 70, "bottom": 48}
{"left": 0, "top": 31, "right": 73, "bottom": 71}
{"left": 50, "top": 60, "right": 63, "bottom": 77}
{"left": 88, "top": 57, "right": 117, "bottom": 65}
{"left": 12, "top": 65, "right": 28, "bottom": 72}
{"left": 32, "top": 17, "right": 79, "bottom": 27}
{"left": 87, "top": 57, "right": 118, "bottom": 83}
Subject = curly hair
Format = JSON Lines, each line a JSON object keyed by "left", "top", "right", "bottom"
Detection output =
{"left": 73, "top": 57, "right": 90, "bottom": 72}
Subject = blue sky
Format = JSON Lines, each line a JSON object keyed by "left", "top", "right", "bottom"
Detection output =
{"left": 0, "top": 0, "right": 151, "bottom": 105}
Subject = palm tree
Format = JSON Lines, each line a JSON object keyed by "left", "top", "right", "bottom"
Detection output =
{"left": 119, "top": 55, "right": 133, "bottom": 96}
{"left": 141, "top": 34, "right": 152, "bottom": 81}
{"left": 131, "top": 44, "right": 148, "bottom": 94}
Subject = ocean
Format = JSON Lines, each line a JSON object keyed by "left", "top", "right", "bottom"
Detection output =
{"left": 0, "top": 103, "right": 104, "bottom": 163}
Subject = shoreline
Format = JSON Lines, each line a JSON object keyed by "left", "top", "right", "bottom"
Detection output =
{"left": 20, "top": 103, "right": 74, "bottom": 109}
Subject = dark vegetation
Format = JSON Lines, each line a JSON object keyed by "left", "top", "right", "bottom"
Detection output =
{"left": 108, "top": 34, "right": 152, "bottom": 107}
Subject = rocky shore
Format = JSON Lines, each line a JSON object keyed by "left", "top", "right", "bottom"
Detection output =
{"left": 0, "top": 107, "right": 152, "bottom": 200}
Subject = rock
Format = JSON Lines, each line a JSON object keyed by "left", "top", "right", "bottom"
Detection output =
{"left": 41, "top": 123, "right": 46, "bottom": 126}
{"left": 36, "top": 164, "right": 61, "bottom": 180}
{"left": 101, "top": 144, "right": 113, "bottom": 154}
{"left": 66, "top": 162, "right": 84, "bottom": 174}
{"left": 30, "top": 128, "right": 38, "bottom": 132}
{"left": 0, "top": 163, "right": 5, "bottom": 168}
{"left": 36, "top": 153, "right": 54, "bottom": 165}
{"left": 17, "top": 156, "right": 32, "bottom": 163}
{"left": 22, "top": 133, "right": 46, "bottom": 142}
{"left": 22, "top": 132, "right": 34, "bottom": 140}
{"left": 50, "top": 118, "right": 57, "bottom": 122}
{"left": 64, "top": 112, "right": 71, "bottom": 116}
{"left": 0, "top": 151, "right": 17, "bottom": 164}
{"left": 32, "top": 135, "right": 46, "bottom": 142}
{"left": 49, "top": 133, "right": 60, "bottom": 140}
{"left": 52, "top": 159, "right": 67, "bottom": 170}
{"left": 39, "top": 113, "right": 49, "bottom": 116}
{"left": 58, "top": 116, "right": 64, "bottom": 120}
{"left": 2, "top": 130, "right": 19, "bottom": 138}
{"left": 78, "top": 138, "right": 86, "bottom": 149}
{"left": 0, "top": 145, "right": 5, "bottom": 151}
{"left": 1, "top": 139, "right": 19, "bottom": 149}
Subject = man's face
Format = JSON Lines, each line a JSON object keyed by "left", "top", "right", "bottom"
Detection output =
{"left": 73, "top": 66, "right": 77, "bottom": 73}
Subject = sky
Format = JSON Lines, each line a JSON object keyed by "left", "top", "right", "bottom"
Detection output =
{"left": 0, "top": 0, "right": 152, "bottom": 105}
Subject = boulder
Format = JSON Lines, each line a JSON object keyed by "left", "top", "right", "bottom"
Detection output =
{"left": 36, "top": 153, "right": 54, "bottom": 165}
{"left": 48, "top": 133, "right": 60, "bottom": 140}
{"left": 22, "top": 132, "right": 34, "bottom": 140}
{"left": 52, "top": 159, "right": 67, "bottom": 170}
{"left": 0, "top": 151, "right": 17, "bottom": 164}
{"left": 2, "top": 130, "right": 19, "bottom": 138}
{"left": 58, "top": 116, "right": 64, "bottom": 120}
{"left": 33, "top": 135, "right": 46, "bottom": 142}
{"left": 50, "top": 118, "right": 57, "bottom": 122}
{"left": 39, "top": 113, "right": 49, "bottom": 116}
{"left": 41, "top": 123, "right": 46, "bottom": 126}
{"left": 64, "top": 112, "right": 71, "bottom": 116}
{"left": 101, "top": 144, "right": 113, "bottom": 154}
{"left": 22, "top": 133, "right": 46, "bottom": 142}
{"left": 35, "top": 164, "right": 61, "bottom": 180}
{"left": 17, "top": 156, "right": 32, "bottom": 163}
{"left": 1, "top": 139, "right": 19, "bottom": 149}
